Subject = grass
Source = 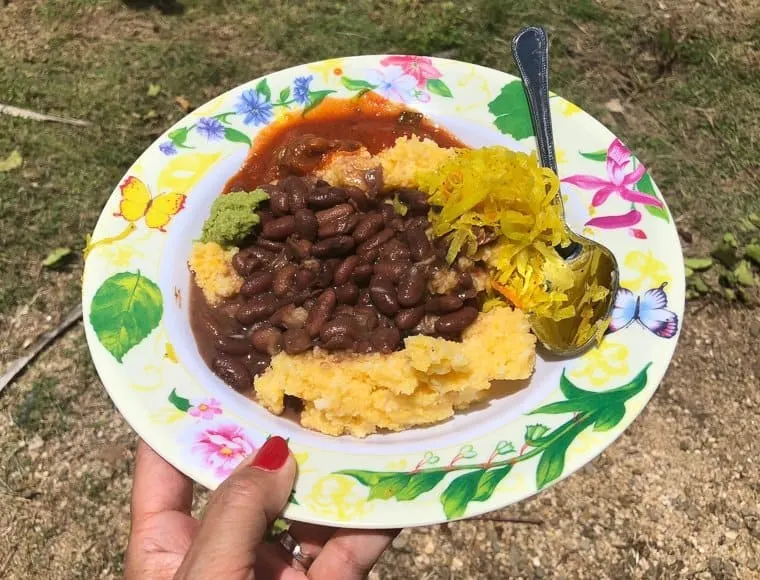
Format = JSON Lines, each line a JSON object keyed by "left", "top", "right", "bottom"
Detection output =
{"left": 0, "top": 1, "right": 759, "bottom": 578}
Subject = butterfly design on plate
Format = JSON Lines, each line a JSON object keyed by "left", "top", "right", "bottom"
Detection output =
{"left": 607, "top": 283, "right": 679, "bottom": 338}
{"left": 114, "top": 176, "right": 186, "bottom": 231}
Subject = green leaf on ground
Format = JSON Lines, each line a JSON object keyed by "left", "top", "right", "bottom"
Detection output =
{"left": 685, "top": 266, "right": 694, "bottom": 278}
{"left": 712, "top": 242, "right": 739, "bottom": 268}
{"left": 89, "top": 271, "right": 163, "bottom": 362}
{"left": 745, "top": 244, "right": 760, "bottom": 266}
{"left": 147, "top": 83, "right": 161, "bottom": 97}
{"left": 689, "top": 275, "right": 710, "bottom": 294}
{"left": 723, "top": 232, "right": 739, "bottom": 248}
{"left": 42, "top": 247, "right": 73, "bottom": 268}
{"left": 733, "top": 261, "right": 755, "bottom": 287}
{"left": 0, "top": 149, "right": 23, "bottom": 172}
{"left": 684, "top": 257, "right": 713, "bottom": 271}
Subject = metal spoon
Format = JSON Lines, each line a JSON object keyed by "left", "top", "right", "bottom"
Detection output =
{"left": 511, "top": 26, "right": 619, "bottom": 356}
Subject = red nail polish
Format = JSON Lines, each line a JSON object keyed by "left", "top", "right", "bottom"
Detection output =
{"left": 250, "top": 436, "right": 289, "bottom": 471}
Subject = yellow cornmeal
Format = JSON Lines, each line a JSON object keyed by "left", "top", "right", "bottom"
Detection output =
{"left": 188, "top": 241, "right": 242, "bottom": 305}
{"left": 254, "top": 307, "right": 535, "bottom": 437}
{"left": 315, "top": 135, "right": 455, "bottom": 191}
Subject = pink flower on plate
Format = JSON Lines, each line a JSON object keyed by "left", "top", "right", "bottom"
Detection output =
{"left": 562, "top": 139, "right": 664, "bottom": 209}
{"left": 380, "top": 55, "right": 443, "bottom": 88}
{"left": 365, "top": 66, "right": 417, "bottom": 103}
{"left": 192, "top": 423, "right": 256, "bottom": 478}
{"left": 188, "top": 398, "right": 222, "bottom": 420}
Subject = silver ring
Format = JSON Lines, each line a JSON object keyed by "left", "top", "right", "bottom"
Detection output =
{"left": 277, "top": 530, "right": 315, "bottom": 570}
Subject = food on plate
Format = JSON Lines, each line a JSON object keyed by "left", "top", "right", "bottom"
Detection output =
{"left": 200, "top": 189, "right": 270, "bottom": 246}
{"left": 188, "top": 95, "right": 603, "bottom": 436}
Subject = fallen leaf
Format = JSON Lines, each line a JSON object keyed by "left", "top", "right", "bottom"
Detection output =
{"left": 0, "top": 149, "right": 22, "bottom": 172}
{"left": 689, "top": 275, "right": 710, "bottom": 294}
{"left": 174, "top": 96, "right": 192, "bottom": 113}
{"left": 42, "top": 247, "right": 72, "bottom": 268}
{"left": 749, "top": 213, "right": 760, "bottom": 227}
{"left": 733, "top": 261, "right": 755, "bottom": 287}
{"left": 723, "top": 232, "right": 738, "bottom": 248}
{"left": 605, "top": 98, "right": 624, "bottom": 113}
{"left": 147, "top": 83, "right": 161, "bottom": 97}
{"left": 712, "top": 242, "right": 738, "bottom": 268}
{"left": 143, "top": 109, "right": 158, "bottom": 120}
{"left": 684, "top": 266, "right": 694, "bottom": 278}
{"left": 745, "top": 243, "right": 760, "bottom": 266}
{"left": 684, "top": 257, "right": 713, "bottom": 271}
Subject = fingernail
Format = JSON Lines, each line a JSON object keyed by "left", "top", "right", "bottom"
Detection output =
{"left": 250, "top": 435, "right": 289, "bottom": 471}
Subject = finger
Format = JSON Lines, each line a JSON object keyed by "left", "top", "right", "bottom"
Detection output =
{"left": 308, "top": 528, "right": 399, "bottom": 580}
{"left": 256, "top": 543, "right": 308, "bottom": 580}
{"left": 286, "top": 522, "right": 335, "bottom": 555}
{"left": 131, "top": 439, "right": 194, "bottom": 523}
{"left": 175, "top": 436, "right": 296, "bottom": 578}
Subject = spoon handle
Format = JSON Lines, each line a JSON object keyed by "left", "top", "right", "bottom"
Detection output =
{"left": 512, "top": 26, "right": 581, "bottom": 260}
{"left": 511, "top": 26, "right": 557, "bottom": 174}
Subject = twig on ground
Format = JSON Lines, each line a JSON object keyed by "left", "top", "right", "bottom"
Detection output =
{"left": 470, "top": 515, "right": 544, "bottom": 526}
{"left": 0, "top": 304, "right": 83, "bottom": 395}
{"left": 0, "top": 103, "right": 91, "bottom": 127}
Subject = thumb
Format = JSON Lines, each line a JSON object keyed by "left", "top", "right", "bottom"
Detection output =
{"left": 175, "top": 435, "right": 296, "bottom": 580}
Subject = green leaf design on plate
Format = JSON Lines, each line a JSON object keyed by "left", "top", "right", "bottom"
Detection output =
{"left": 472, "top": 465, "right": 512, "bottom": 501}
{"left": 168, "top": 126, "right": 192, "bottom": 149}
{"left": 341, "top": 77, "right": 376, "bottom": 91}
{"left": 441, "top": 469, "right": 482, "bottom": 519}
{"left": 303, "top": 90, "right": 336, "bottom": 116}
{"left": 168, "top": 388, "right": 191, "bottom": 412}
{"left": 488, "top": 80, "right": 533, "bottom": 140}
{"left": 634, "top": 171, "right": 670, "bottom": 222}
{"left": 223, "top": 127, "right": 252, "bottom": 146}
{"left": 580, "top": 150, "right": 608, "bottom": 162}
{"left": 332, "top": 364, "right": 652, "bottom": 519}
{"left": 426, "top": 78, "right": 453, "bottom": 98}
{"left": 256, "top": 79, "right": 271, "bottom": 102}
{"left": 279, "top": 87, "right": 291, "bottom": 103}
{"left": 89, "top": 271, "right": 163, "bottom": 362}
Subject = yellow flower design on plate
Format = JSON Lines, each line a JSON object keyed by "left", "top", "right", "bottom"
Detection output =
{"left": 303, "top": 474, "right": 372, "bottom": 521}
{"left": 385, "top": 459, "right": 408, "bottom": 470}
{"left": 562, "top": 100, "right": 582, "bottom": 116}
{"left": 308, "top": 58, "right": 344, "bottom": 82}
{"left": 621, "top": 250, "right": 670, "bottom": 293}
{"left": 568, "top": 428, "right": 608, "bottom": 455}
{"left": 571, "top": 341, "right": 629, "bottom": 387}
{"left": 157, "top": 151, "right": 222, "bottom": 196}
{"left": 150, "top": 407, "right": 187, "bottom": 424}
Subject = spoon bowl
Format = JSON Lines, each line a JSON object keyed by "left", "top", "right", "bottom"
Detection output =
{"left": 512, "top": 26, "right": 620, "bottom": 356}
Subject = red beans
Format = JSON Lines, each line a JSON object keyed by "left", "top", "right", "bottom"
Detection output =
{"left": 334, "top": 283, "right": 359, "bottom": 305}
{"left": 273, "top": 263, "right": 297, "bottom": 296}
{"left": 197, "top": 177, "right": 488, "bottom": 390}
{"left": 283, "top": 328, "right": 311, "bottom": 354}
{"left": 435, "top": 307, "right": 479, "bottom": 335}
{"left": 426, "top": 294, "right": 464, "bottom": 314}
{"left": 370, "top": 327, "right": 401, "bottom": 353}
{"left": 369, "top": 275, "right": 399, "bottom": 316}
{"left": 235, "top": 294, "right": 278, "bottom": 324}
{"left": 405, "top": 227, "right": 433, "bottom": 261}
{"left": 212, "top": 355, "right": 251, "bottom": 392}
{"left": 305, "top": 289, "right": 337, "bottom": 337}
{"left": 395, "top": 306, "right": 425, "bottom": 330}
{"left": 294, "top": 209, "right": 319, "bottom": 240}
{"left": 333, "top": 255, "right": 359, "bottom": 285}
{"left": 251, "top": 326, "right": 283, "bottom": 356}
{"left": 241, "top": 271, "right": 273, "bottom": 297}
{"left": 318, "top": 213, "right": 359, "bottom": 239}
{"left": 261, "top": 215, "right": 296, "bottom": 240}
{"left": 311, "top": 235, "right": 355, "bottom": 258}
{"left": 353, "top": 212, "right": 384, "bottom": 243}
{"left": 397, "top": 266, "right": 426, "bottom": 307}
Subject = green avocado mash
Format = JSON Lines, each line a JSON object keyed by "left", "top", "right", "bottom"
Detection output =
{"left": 200, "top": 189, "right": 269, "bottom": 246}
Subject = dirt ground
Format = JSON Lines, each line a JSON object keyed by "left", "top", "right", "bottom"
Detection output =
{"left": 1, "top": 0, "right": 759, "bottom": 578}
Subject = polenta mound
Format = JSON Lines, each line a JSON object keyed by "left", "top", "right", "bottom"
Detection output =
{"left": 254, "top": 307, "right": 535, "bottom": 437}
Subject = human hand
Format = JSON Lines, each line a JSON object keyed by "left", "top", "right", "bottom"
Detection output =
{"left": 125, "top": 437, "right": 397, "bottom": 579}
